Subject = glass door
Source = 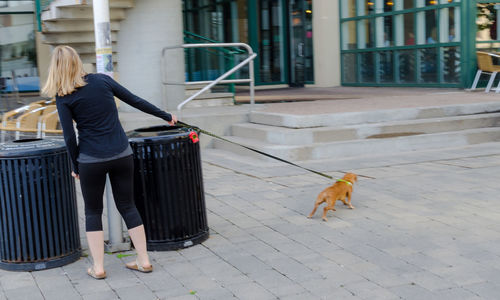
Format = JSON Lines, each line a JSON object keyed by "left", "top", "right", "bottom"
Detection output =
{"left": 288, "top": 0, "right": 313, "bottom": 87}
{"left": 257, "top": 0, "right": 286, "bottom": 83}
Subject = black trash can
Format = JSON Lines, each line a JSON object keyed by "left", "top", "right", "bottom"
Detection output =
{"left": 128, "top": 125, "right": 208, "bottom": 251}
{"left": 0, "top": 139, "right": 81, "bottom": 271}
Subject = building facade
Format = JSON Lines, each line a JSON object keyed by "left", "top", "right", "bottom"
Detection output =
{"left": 1, "top": 0, "right": 500, "bottom": 108}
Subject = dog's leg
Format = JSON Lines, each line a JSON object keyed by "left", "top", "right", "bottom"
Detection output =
{"left": 322, "top": 205, "right": 336, "bottom": 222}
{"left": 307, "top": 196, "right": 324, "bottom": 218}
{"left": 346, "top": 192, "right": 354, "bottom": 209}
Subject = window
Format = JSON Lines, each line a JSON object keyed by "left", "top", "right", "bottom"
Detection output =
{"left": 0, "top": 1, "right": 39, "bottom": 92}
{"left": 340, "top": 0, "right": 461, "bottom": 86}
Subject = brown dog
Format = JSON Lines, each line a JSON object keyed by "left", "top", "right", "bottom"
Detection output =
{"left": 307, "top": 173, "right": 357, "bottom": 221}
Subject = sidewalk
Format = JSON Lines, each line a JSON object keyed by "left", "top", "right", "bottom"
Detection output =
{"left": 2, "top": 88, "right": 500, "bottom": 299}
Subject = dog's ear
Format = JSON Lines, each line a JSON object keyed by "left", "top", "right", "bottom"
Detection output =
{"left": 345, "top": 173, "right": 357, "bottom": 183}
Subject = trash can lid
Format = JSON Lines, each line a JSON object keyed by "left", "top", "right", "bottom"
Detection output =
{"left": 0, "top": 139, "right": 66, "bottom": 158}
{"left": 128, "top": 125, "right": 194, "bottom": 142}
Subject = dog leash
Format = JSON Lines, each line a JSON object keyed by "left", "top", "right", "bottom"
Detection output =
{"left": 177, "top": 121, "right": 337, "bottom": 180}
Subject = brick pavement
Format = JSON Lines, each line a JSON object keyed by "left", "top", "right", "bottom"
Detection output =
{"left": 1, "top": 140, "right": 500, "bottom": 299}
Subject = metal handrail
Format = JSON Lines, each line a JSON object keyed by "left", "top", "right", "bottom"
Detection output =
{"left": 161, "top": 43, "right": 257, "bottom": 111}
{"left": 183, "top": 31, "right": 246, "bottom": 55}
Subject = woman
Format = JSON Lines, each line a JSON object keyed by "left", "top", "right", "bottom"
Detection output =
{"left": 42, "top": 45, "right": 177, "bottom": 279}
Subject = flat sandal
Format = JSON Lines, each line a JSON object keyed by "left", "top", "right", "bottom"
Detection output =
{"left": 87, "top": 267, "right": 107, "bottom": 280}
{"left": 126, "top": 259, "right": 153, "bottom": 273}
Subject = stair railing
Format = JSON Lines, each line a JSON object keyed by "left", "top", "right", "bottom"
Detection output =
{"left": 161, "top": 43, "right": 257, "bottom": 111}
{"left": 35, "top": 0, "right": 55, "bottom": 31}
{"left": 183, "top": 31, "right": 246, "bottom": 93}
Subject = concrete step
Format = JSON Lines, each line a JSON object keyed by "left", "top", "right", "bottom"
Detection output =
{"left": 42, "top": 31, "right": 118, "bottom": 44}
{"left": 49, "top": 42, "right": 118, "bottom": 54}
{"left": 183, "top": 90, "right": 234, "bottom": 108}
{"left": 185, "top": 84, "right": 211, "bottom": 91}
{"left": 232, "top": 112, "right": 500, "bottom": 145}
{"left": 42, "top": 20, "right": 121, "bottom": 33}
{"left": 42, "top": 6, "right": 126, "bottom": 21}
{"left": 250, "top": 101, "right": 500, "bottom": 128}
{"left": 213, "top": 127, "right": 500, "bottom": 161}
{"left": 184, "top": 97, "right": 234, "bottom": 108}
{"left": 188, "top": 92, "right": 233, "bottom": 100}
{"left": 45, "top": 0, "right": 133, "bottom": 9}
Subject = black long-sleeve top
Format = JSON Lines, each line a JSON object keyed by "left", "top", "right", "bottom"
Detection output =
{"left": 56, "top": 73, "right": 172, "bottom": 174}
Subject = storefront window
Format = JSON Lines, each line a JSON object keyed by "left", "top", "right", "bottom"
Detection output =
{"left": 398, "top": 50, "right": 416, "bottom": 83}
{"left": 0, "top": 1, "right": 39, "bottom": 92}
{"left": 419, "top": 48, "right": 437, "bottom": 83}
{"left": 342, "top": 21, "right": 357, "bottom": 50}
{"left": 404, "top": 0, "right": 414, "bottom": 9}
{"left": 442, "top": 47, "right": 460, "bottom": 83}
{"left": 358, "top": 19, "right": 374, "bottom": 49}
{"left": 379, "top": 51, "right": 393, "bottom": 82}
{"left": 360, "top": 52, "right": 375, "bottom": 82}
{"left": 342, "top": 53, "right": 357, "bottom": 83}
{"left": 376, "top": 16, "right": 393, "bottom": 47}
{"left": 342, "top": 0, "right": 356, "bottom": 18}
{"left": 404, "top": 14, "right": 415, "bottom": 46}
{"left": 426, "top": 10, "right": 437, "bottom": 44}
{"left": 340, "top": 0, "right": 461, "bottom": 87}
{"left": 362, "top": 1, "right": 375, "bottom": 15}
{"left": 441, "top": 7, "right": 459, "bottom": 42}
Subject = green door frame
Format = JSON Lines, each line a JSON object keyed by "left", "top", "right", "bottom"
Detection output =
{"left": 462, "top": 0, "right": 477, "bottom": 89}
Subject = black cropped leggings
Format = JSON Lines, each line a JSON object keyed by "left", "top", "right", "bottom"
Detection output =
{"left": 79, "top": 155, "right": 143, "bottom": 232}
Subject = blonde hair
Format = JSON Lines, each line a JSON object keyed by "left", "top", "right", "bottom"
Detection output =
{"left": 42, "top": 45, "right": 87, "bottom": 97}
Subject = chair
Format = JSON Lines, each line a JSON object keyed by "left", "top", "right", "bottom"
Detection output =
{"left": 33, "top": 99, "right": 55, "bottom": 106}
{"left": 14, "top": 106, "right": 46, "bottom": 139}
{"left": 0, "top": 104, "right": 55, "bottom": 141}
{"left": 1, "top": 103, "right": 42, "bottom": 129}
{"left": 39, "top": 109, "right": 63, "bottom": 138}
{"left": 471, "top": 52, "right": 500, "bottom": 93}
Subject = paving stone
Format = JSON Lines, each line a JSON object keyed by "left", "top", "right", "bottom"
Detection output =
{"left": 278, "top": 292, "right": 324, "bottom": 300}
{"left": 154, "top": 287, "right": 194, "bottom": 299}
{"left": 463, "top": 282, "right": 500, "bottom": 300}
{"left": 225, "top": 282, "right": 277, "bottom": 300}
{"left": 0, "top": 272, "right": 37, "bottom": 291}
{"left": 3, "top": 286, "right": 44, "bottom": 300}
{"left": 300, "top": 278, "right": 359, "bottom": 299}
{"left": 82, "top": 290, "right": 119, "bottom": 300}
{"left": 194, "top": 287, "right": 236, "bottom": 300}
{"left": 389, "top": 283, "right": 435, "bottom": 300}
{"left": 343, "top": 280, "right": 400, "bottom": 299}
{"left": 431, "top": 287, "right": 482, "bottom": 300}
{"left": 115, "top": 284, "right": 156, "bottom": 300}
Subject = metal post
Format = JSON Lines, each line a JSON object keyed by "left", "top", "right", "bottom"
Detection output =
{"left": 249, "top": 59, "right": 255, "bottom": 111}
{"left": 93, "top": 0, "right": 114, "bottom": 77}
{"left": 93, "top": 0, "right": 130, "bottom": 252}
{"left": 105, "top": 176, "right": 129, "bottom": 252}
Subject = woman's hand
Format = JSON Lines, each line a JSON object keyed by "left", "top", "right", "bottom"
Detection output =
{"left": 71, "top": 171, "right": 80, "bottom": 180}
{"left": 167, "top": 114, "right": 178, "bottom": 126}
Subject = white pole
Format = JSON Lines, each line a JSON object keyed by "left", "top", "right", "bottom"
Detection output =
{"left": 93, "top": 0, "right": 113, "bottom": 76}
{"left": 93, "top": 0, "right": 130, "bottom": 252}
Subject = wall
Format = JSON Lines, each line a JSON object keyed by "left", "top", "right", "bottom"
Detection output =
{"left": 35, "top": 32, "right": 51, "bottom": 87}
{"left": 312, "top": 0, "right": 341, "bottom": 87}
{"left": 116, "top": 0, "right": 185, "bottom": 112}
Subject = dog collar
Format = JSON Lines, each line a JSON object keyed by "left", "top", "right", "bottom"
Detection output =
{"left": 336, "top": 179, "right": 353, "bottom": 186}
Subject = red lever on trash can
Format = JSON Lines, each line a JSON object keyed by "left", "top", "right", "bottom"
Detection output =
{"left": 189, "top": 131, "right": 199, "bottom": 143}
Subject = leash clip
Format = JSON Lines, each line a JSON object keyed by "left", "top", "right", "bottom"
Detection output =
{"left": 189, "top": 131, "right": 199, "bottom": 143}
